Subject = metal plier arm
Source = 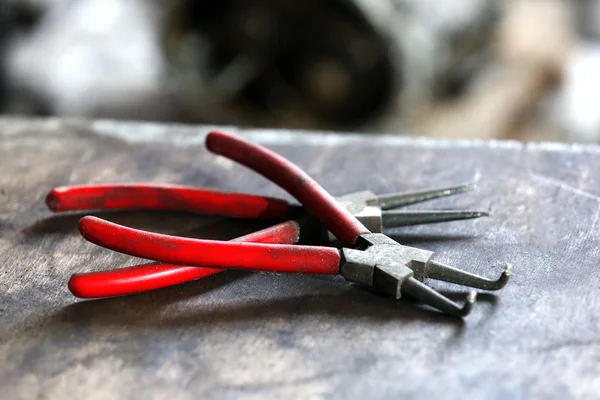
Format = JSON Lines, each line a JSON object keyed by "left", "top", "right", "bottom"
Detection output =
{"left": 77, "top": 131, "right": 511, "bottom": 316}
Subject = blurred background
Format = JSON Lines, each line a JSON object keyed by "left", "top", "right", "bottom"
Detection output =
{"left": 0, "top": 0, "right": 597, "bottom": 143}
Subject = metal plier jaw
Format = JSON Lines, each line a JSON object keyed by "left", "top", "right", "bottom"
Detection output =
{"left": 336, "top": 191, "right": 385, "bottom": 233}
{"left": 340, "top": 233, "right": 424, "bottom": 297}
{"left": 340, "top": 232, "right": 511, "bottom": 317}
{"left": 333, "top": 185, "right": 488, "bottom": 235}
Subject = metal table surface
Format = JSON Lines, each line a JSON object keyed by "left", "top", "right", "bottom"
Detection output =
{"left": 1, "top": 117, "right": 599, "bottom": 399}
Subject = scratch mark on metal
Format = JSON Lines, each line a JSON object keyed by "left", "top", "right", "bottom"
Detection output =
{"left": 528, "top": 172, "right": 600, "bottom": 203}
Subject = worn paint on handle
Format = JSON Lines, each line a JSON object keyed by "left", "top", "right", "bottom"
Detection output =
{"left": 69, "top": 219, "right": 303, "bottom": 298}
{"left": 206, "top": 130, "right": 370, "bottom": 246}
{"left": 46, "top": 183, "right": 292, "bottom": 219}
{"left": 79, "top": 216, "right": 341, "bottom": 275}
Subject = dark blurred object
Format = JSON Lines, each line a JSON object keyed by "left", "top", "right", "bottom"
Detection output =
{"left": 0, "top": 0, "right": 504, "bottom": 131}
{"left": 0, "top": 0, "right": 51, "bottom": 115}
{"left": 162, "top": 0, "right": 397, "bottom": 129}
{"left": 3, "top": 0, "right": 43, "bottom": 32}
{"left": 161, "top": 0, "right": 499, "bottom": 131}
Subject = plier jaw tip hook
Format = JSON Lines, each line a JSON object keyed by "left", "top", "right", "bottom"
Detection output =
{"left": 340, "top": 232, "right": 510, "bottom": 317}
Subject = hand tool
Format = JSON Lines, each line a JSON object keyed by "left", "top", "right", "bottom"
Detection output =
{"left": 46, "top": 182, "right": 485, "bottom": 229}
{"left": 75, "top": 130, "right": 511, "bottom": 317}
{"left": 47, "top": 183, "right": 487, "bottom": 299}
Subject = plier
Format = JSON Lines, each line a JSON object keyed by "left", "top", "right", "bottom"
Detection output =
{"left": 57, "top": 131, "right": 512, "bottom": 316}
{"left": 47, "top": 182, "right": 489, "bottom": 299}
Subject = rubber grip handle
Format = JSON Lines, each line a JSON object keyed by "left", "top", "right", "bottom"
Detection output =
{"left": 46, "top": 184, "right": 292, "bottom": 220}
{"left": 78, "top": 216, "right": 341, "bottom": 275}
{"left": 206, "top": 131, "right": 369, "bottom": 246}
{"left": 68, "top": 220, "right": 303, "bottom": 298}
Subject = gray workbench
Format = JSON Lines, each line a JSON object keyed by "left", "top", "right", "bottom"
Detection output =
{"left": 1, "top": 117, "right": 599, "bottom": 399}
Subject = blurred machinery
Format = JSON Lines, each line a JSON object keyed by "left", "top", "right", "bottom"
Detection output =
{"left": 161, "top": 0, "right": 498, "bottom": 131}
{"left": 0, "top": 0, "right": 498, "bottom": 130}
{"left": 0, "top": 0, "right": 581, "bottom": 141}
{"left": 162, "top": 0, "right": 396, "bottom": 129}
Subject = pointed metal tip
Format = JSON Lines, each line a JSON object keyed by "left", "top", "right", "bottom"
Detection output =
{"left": 374, "top": 182, "right": 481, "bottom": 210}
{"left": 439, "top": 182, "right": 478, "bottom": 196}
{"left": 445, "top": 210, "right": 490, "bottom": 219}
{"left": 464, "top": 182, "right": 478, "bottom": 191}
{"left": 466, "top": 290, "right": 477, "bottom": 303}
{"left": 382, "top": 209, "right": 490, "bottom": 228}
{"left": 482, "top": 263, "right": 512, "bottom": 291}
{"left": 402, "top": 278, "right": 477, "bottom": 318}
{"left": 426, "top": 261, "right": 511, "bottom": 291}
{"left": 462, "top": 290, "right": 477, "bottom": 317}
{"left": 496, "top": 263, "right": 512, "bottom": 289}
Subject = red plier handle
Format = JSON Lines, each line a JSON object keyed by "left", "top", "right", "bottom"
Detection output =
{"left": 205, "top": 131, "right": 369, "bottom": 246}
{"left": 69, "top": 220, "right": 302, "bottom": 298}
{"left": 46, "top": 183, "right": 308, "bottom": 298}
{"left": 47, "top": 183, "right": 295, "bottom": 220}
{"left": 78, "top": 130, "right": 370, "bottom": 276}
{"left": 79, "top": 216, "right": 339, "bottom": 274}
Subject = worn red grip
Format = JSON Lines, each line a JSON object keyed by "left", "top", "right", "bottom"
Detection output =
{"left": 68, "top": 220, "right": 302, "bottom": 298}
{"left": 79, "top": 216, "right": 341, "bottom": 275}
{"left": 46, "top": 184, "right": 292, "bottom": 219}
{"left": 206, "top": 131, "right": 369, "bottom": 247}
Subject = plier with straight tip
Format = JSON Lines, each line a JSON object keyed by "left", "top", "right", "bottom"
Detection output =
{"left": 64, "top": 130, "right": 511, "bottom": 317}
{"left": 47, "top": 182, "right": 487, "bottom": 299}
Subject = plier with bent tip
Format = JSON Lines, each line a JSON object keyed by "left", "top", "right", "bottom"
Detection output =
{"left": 47, "top": 181, "right": 489, "bottom": 300}
{"left": 55, "top": 130, "right": 512, "bottom": 317}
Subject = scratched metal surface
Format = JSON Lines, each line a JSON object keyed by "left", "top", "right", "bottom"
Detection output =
{"left": 1, "top": 117, "right": 599, "bottom": 399}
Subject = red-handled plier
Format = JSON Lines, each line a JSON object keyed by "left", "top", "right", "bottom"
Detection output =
{"left": 74, "top": 130, "right": 511, "bottom": 317}
{"left": 47, "top": 183, "right": 489, "bottom": 299}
